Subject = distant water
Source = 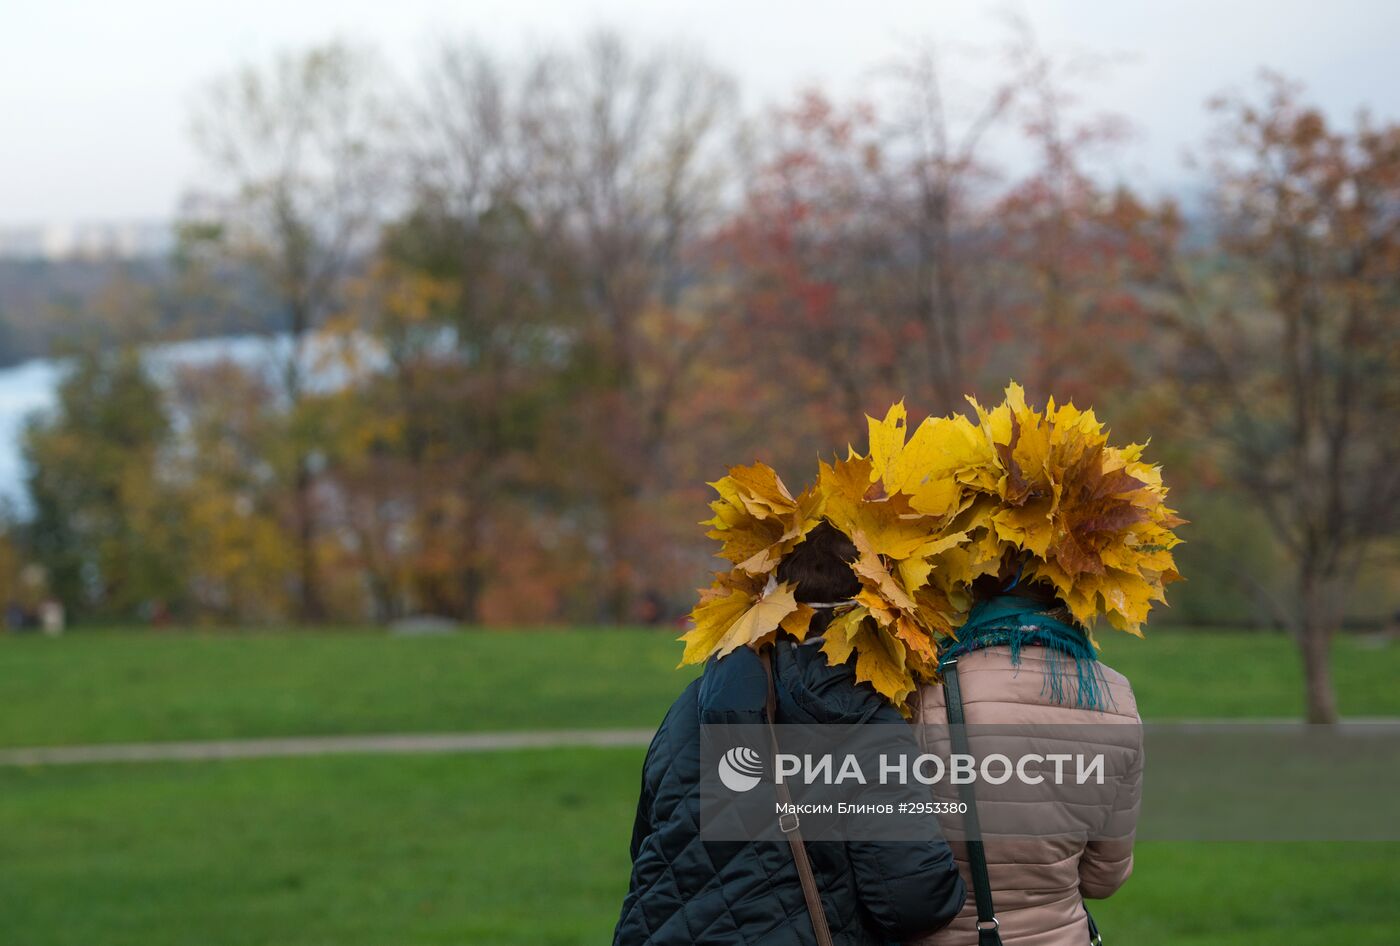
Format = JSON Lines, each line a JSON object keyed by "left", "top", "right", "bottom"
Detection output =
{"left": 0, "top": 332, "right": 380, "bottom": 506}
{"left": 0, "top": 358, "right": 60, "bottom": 502}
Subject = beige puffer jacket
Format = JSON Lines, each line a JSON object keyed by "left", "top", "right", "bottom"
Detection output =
{"left": 907, "top": 646, "right": 1143, "bottom": 946}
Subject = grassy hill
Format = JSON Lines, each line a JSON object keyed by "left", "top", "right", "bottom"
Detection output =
{"left": 2, "top": 626, "right": 1399, "bottom": 748}
{"left": 2, "top": 627, "right": 1396, "bottom": 945}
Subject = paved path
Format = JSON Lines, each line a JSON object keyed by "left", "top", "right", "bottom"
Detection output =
{"left": 3, "top": 719, "right": 1397, "bottom": 767}
{"left": 0, "top": 728, "right": 656, "bottom": 766}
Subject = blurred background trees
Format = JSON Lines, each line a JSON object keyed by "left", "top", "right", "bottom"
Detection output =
{"left": 24, "top": 345, "right": 180, "bottom": 618}
{"left": 4, "top": 29, "right": 1396, "bottom": 716}
{"left": 1130, "top": 77, "right": 1400, "bottom": 721}
{"left": 185, "top": 42, "right": 393, "bottom": 622}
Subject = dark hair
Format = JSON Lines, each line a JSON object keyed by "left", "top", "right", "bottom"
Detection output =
{"left": 777, "top": 521, "right": 860, "bottom": 604}
{"left": 970, "top": 558, "right": 1078, "bottom": 625}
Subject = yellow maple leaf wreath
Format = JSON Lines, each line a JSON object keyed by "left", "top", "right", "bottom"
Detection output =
{"left": 679, "top": 382, "right": 1185, "bottom": 711}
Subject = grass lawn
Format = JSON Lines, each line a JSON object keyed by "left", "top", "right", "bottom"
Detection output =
{"left": 0, "top": 749, "right": 639, "bottom": 946}
{"left": 1, "top": 627, "right": 1398, "bottom": 748}
{"left": 3, "top": 628, "right": 1397, "bottom": 944}
{"left": 0, "top": 627, "right": 697, "bottom": 748}
{"left": 2, "top": 748, "right": 1396, "bottom": 946}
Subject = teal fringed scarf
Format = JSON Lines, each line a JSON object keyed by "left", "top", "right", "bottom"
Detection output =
{"left": 939, "top": 595, "right": 1111, "bottom": 711}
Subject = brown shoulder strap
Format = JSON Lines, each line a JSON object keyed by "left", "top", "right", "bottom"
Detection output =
{"left": 760, "top": 648, "right": 835, "bottom": 946}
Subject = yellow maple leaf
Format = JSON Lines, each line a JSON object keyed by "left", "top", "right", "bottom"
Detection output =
{"left": 703, "top": 462, "right": 821, "bottom": 576}
{"left": 679, "top": 581, "right": 801, "bottom": 665}
{"left": 820, "top": 605, "right": 869, "bottom": 666}
{"left": 817, "top": 454, "right": 876, "bottom": 540}
{"left": 851, "top": 622, "right": 916, "bottom": 706}
{"left": 866, "top": 401, "right": 910, "bottom": 487}
{"left": 779, "top": 603, "right": 817, "bottom": 642}
{"left": 851, "top": 533, "right": 920, "bottom": 612}
{"left": 992, "top": 501, "right": 1056, "bottom": 559}
{"left": 678, "top": 587, "right": 754, "bottom": 666}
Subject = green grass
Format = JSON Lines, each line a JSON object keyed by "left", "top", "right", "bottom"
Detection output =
{"left": 1095, "top": 630, "right": 1400, "bottom": 722}
{"left": 2, "top": 749, "right": 1395, "bottom": 946}
{"left": 0, "top": 627, "right": 1397, "bottom": 748}
{"left": 3, "top": 628, "right": 1398, "bottom": 945}
{"left": 0, "top": 749, "right": 639, "bottom": 946}
{"left": 1090, "top": 841, "right": 1400, "bottom": 944}
{"left": 0, "top": 627, "right": 698, "bottom": 748}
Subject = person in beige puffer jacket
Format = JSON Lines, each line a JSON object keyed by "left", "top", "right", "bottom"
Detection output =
{"left": 906, "top": 586, "right": 1144, "bottom": 946}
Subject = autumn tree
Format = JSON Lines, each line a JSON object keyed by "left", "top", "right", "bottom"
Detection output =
{"left": 24, "top": 346, "right": 183, "bottom": 619}
{"left": 723, "top": 27, "right": 1141, "bottom": 429}
{"left": 723, "top": 60, "right": 1012, "bottom": 428}
{"left": 165, "top": 360, "right": 295, "bottom": 622}
{"left": 988, "top": 22, "right": 1149, "bottom": 403}
{"left": 718, "top": 90, "right": 903, "bottom": 442}
{"left": 521, "top": 32, "right": 739, "bottom": 621}
{"left": 881, "top": 40, "right": 1017, "bottom": 408}
{"left": 309, "top": 42, "right": 591, "bottom": 622}
{"left": 1139, "top": 76, "right": 1400, "bottom": 722}
{"left": 185, "top": 43, "right": 392, "bottom": 621}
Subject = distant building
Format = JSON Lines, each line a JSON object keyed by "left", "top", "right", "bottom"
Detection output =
{"left": 0, "top": 220, "right": 172, "bottom": 261}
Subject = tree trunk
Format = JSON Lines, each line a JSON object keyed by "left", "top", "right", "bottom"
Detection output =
{"left": 603, "top": 515, "right": 633, "bottom": 625}
{"left": 1297, "top": 571, "right": 1339, "bottom": 724}
{"left": 1299, "top": 627, "right": 1338, "bottom": 724}
{"left": 595, "top": 477, "right": 639, "bottom": 626}
{"left": 295, "top": 460, "right": 325, "bottom": 623}
{"left": 457, "top": 513, "right": 485, "bottom": 625}
{"left": 284, "top": 298, "right": 325, "bottom": 626}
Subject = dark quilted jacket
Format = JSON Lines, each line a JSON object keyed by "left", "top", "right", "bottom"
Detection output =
{"left": 613, "top": 640, "right": 966, "bottom": 945}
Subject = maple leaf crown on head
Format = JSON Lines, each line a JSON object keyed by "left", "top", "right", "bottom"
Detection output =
{"left": 678, "top": 382, "right": 1185, "bottom": 711}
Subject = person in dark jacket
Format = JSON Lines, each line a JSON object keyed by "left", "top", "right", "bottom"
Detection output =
{"left": 614, "top": 524, "right": 967, "bottom": 945}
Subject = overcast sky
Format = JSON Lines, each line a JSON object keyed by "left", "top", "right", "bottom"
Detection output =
{"left": 3, "top": 0, "right": 1398, "bottom": 226}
